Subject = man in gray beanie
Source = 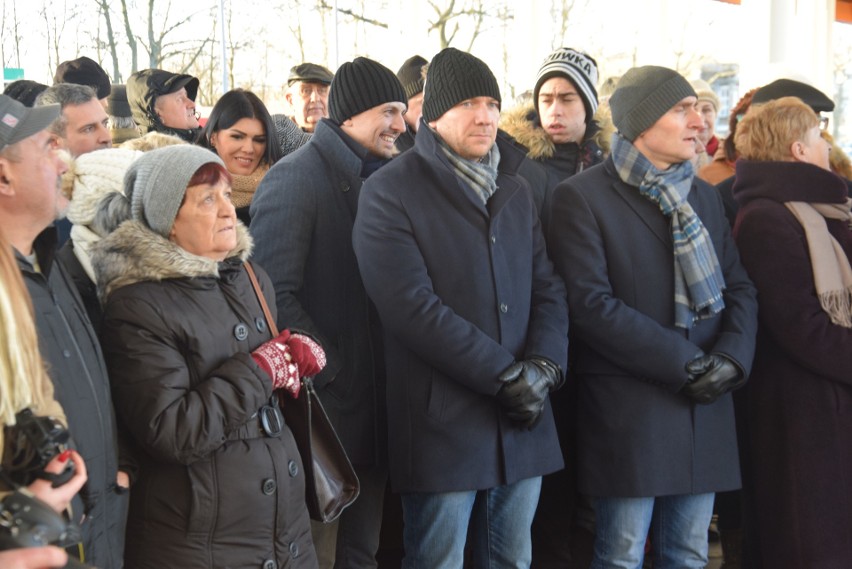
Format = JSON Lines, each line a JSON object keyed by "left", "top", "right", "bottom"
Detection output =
{"left": 250, "top": 56, "right": 405, "bottom": 569}
{"left": 546, "top": 65, "right": 758, "bottom": 568}
{"left": 352, "top": 47, "right": 568, "bottom": 567}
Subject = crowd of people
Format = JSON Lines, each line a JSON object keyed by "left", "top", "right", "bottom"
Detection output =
{"left": 0, "top": 44, "right": 849, "bottom": 569}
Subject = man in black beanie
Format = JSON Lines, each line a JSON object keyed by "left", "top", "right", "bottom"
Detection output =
{"left": 250, "top": 56, "right": 406, "bottom": 569}
{"left": 394, "top": 54, "right": 427, "bottom": 152}
{"left": 352, "top": 47, "right": 568, "bottom": 567}
{"left": 547, "top": 65, "right": 758, "bottom": 568}
{"left": 54, "top": 56, "right": 111, "bottom": 109}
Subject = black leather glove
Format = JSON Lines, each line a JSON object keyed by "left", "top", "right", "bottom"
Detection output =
{"left": 681, "top": 354, "right": 745, "bottom": 405}
{"left": 496, "top": 357, "right": 562, "bottom": 429}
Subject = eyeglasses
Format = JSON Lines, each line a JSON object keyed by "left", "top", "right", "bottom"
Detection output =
{"left": 819, "top": 116, "right": 829, "bottom": 131}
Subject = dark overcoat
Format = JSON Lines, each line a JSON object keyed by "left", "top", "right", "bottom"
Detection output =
{"left": 352, "top": 124, "right": 569, "bottom": 493}
{"left": 548, "top": 157, "right": 757, "bottom": 497}
{"left": 250, "top": 118, "right": 385, "bottom": 466}
{"left": 18, "top": 228, "right": 127, "bottom": 569}
{"left": 733, "top": 160, "right": 852, "bottom": 569}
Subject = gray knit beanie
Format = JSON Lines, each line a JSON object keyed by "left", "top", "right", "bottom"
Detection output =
{"left": 422, "top": 48, "right": 501, "bottom": 123}
{"left": 124, "top": 145, "right": 224, "bottom": 238}
{"left": 328, "top": 57, "right": 407, "bottom": 123}
{"left": 609, "top": 65, "right": 696, "bottom": 141}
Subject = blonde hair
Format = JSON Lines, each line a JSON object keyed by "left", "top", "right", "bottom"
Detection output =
{"left": 0, "top": 231, "right": 51, "bottom": 425}
{"left": 734, "top": 96, "right": 819, "bottom": 162}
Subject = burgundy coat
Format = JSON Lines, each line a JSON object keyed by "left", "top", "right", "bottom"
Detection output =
{"left": 733, "top": 160, "right": 852, "bottom": 569}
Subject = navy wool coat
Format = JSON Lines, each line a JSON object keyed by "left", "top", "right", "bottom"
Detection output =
{"left": 548, "top": 157, "right": 758, "bottom": 498}
{"left": 250, "top": 119, "right": 384, "bottom": 466}
{"left": 352, "top": 124, "right": 569, "bottom": 494}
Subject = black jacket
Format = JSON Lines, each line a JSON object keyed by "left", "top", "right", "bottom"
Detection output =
{"left": 94, "top": 221, "right": 315, "bottom": 569}
{"left": 17, "top": 228, "right": 126, "bottom": 569}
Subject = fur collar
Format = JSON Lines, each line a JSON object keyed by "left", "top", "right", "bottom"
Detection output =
{"left": 499, "top": 102, "right": 612, "bottom": 161}
{"left": 92, "top": 219, "right": 253, "bottom": 300}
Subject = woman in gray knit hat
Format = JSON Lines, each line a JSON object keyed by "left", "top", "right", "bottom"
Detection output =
{"left": 92, "top": 145, "right": 326, "bottom": 569}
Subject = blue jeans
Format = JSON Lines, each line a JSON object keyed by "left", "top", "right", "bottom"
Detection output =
{"left": 401, "top": 477, "right": 542, "bottom": 569}
{"left": 591, "top": 493, "right": 715, "bottom": 569}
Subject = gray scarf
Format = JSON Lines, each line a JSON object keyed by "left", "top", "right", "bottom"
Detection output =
{"left": 437, "top": 133, "right": 500, "bottom": 204}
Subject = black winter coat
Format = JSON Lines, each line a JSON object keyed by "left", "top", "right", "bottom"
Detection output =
{"left": 548, "top": 158, "right": 758, "bottom": 497}
{"left": 93, "top": 221, "right": 316, "bottom": 569}
{"left": 353, "top": 125, "right": 569, "bottom": 493}
{"left": 18, "top": 228, "right": 127, "bottom": 569}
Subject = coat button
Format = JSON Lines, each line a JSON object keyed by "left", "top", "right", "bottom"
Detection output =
{"left": 340, "top": 181, "right": 350, "bottom": 192}
{"left": 261, "top": 478, "right": 277, "bottom": 495}
{"left": 234, "top": 323, "right": 249, "bottom": 341}
{"left": 62, "top": 349, "right": 71, "bottom": 358}
{"left": 288, "top": 460, "right": 299, "bottom": 478}
{"left": 262, "top": 560, "right": 276, "bottom": 569}
{"left": 289, "top": 542, "right": 299, "bottom": 557}
{"left": 255, "top": 317, "right": 266, "bottom": 333}
{"left": 491, "top": 235, "right": 496, "bottom": 244}
{"left": 500, "top": 303, "right": 508, "bottom": 313}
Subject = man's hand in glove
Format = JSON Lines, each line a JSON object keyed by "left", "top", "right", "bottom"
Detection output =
{"left": 496, "top": 357, "right": 563, "bottom": 429}
{"left": 681, "top": 354, "right": 745, "bottom": 405}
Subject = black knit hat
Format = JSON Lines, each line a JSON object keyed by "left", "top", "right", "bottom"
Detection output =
{"left": 609, "top": 65, "right": 695, "bottom": 141}
{"left": 752, "top": 78, "right": 835, "bottom": 113}
{"left": 54, "top": 56, "right": 111, "bottom": 100}
{"left": 397, "top": 55, "right": 428, "bottom": 100}
{"left": 422, "top": 48, "right": 501, "bottom": 123}
{"left": 3, "top": 80, "right": 48, "bottom": 107}
{"left": 328, "top": 57, "right": 407, "bottom": 123}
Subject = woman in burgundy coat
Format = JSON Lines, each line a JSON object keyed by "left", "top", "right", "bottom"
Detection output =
{"left": 733, "top": 96, "right": 852, "bottom": 569}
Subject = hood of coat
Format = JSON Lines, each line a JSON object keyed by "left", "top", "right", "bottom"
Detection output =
{"left": 92, "top": 218, "right": 253, "bottom": 300}
{"left": 499, "top": 102, "right": 612, "bottom": 161}
{"left": 126, "top": 69, "right": 200, "bottom": 141}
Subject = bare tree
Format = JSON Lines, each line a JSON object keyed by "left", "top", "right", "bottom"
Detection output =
{"left": 1, "top": 0, "right": 25, "bottom": 69}
{"left": 40, "top": 0, "right": 80, "bottom": 76}
{"left": 427, "top": 0, "right": 487, "bottom": 51}
{"left": 317, "top": 0, "right": 388, "bottom": 28}
{"left": 95, "top": 0, "right": 122, "bottom": 81}
{"left": 550, "top": 0, "right": 588, "bottom": 48}
{"left": 119, "top": 0, "right": 139, "bottom": 73}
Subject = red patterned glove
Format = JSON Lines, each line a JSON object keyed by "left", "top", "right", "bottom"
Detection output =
{"left": 287, "top": 333, "right": 327, "bottom": 378}
{"left": 252, "top": 329, "right": 300, "bottom": 397}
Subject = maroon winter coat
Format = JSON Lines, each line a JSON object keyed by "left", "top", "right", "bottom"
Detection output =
{"left": 733, "top": 159, "right": 852, "bottom": 569}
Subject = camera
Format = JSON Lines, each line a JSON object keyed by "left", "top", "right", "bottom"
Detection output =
{"left": 0, "top": 489, "right": 90, "bottom": 568}
{"left": 2, "top": 409, "right": 73, "bottom": 488}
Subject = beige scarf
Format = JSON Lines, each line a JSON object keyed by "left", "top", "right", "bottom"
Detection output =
{"left": 230, "top": 163, "right": 270, "bottom": 209}
{"left": 786, "top": 199, "right": 852, "bottom": 328}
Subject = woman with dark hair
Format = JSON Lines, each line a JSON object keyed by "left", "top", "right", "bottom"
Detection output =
{"left": 732, "top": 96, "right": 852, "bottom": 569}
{"left": 92, "top": 145, "right": 323, "bottom": 568}
{"left": 197, "top": 89, "right": 282, "bottom": 224}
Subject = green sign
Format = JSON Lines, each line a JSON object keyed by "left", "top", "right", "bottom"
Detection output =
{"left": 3, "top": 68, "right": 25, "bottom": 81}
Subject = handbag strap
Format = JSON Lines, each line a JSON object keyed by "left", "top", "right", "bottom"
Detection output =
{"left": 245, "top": 262, "right": 279, "bottom": 336}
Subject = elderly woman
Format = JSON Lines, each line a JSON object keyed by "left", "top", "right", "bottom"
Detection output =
{"left": 196, "top": 89, "right": 282, "bottom": 224}
{"left": 732, "top": 96, "right": 852, "bottom": 568}
{"left": 93, "top": 145, "right": 323, "bottom": 569}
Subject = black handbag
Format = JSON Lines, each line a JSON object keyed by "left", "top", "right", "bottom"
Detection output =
{"left": 245, "top": 262, "right": 359, "bottom": 523}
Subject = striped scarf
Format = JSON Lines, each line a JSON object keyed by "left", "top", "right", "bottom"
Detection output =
{"left": 612, "top": 134, "right": 726, "bottom": 329}
{"left": 437, "top": 133, "right": 500, "bottom": 204}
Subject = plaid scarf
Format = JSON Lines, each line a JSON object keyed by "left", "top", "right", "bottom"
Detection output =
{"left": 612, "top": 134, "right": 726, "bottom": 329}
{"left": 437, "top": 132, "right": 500, "bottom": 204}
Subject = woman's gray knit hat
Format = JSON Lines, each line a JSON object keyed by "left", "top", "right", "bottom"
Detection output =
{"left": 124, "top": 145, "right": 224, "bottom": 238}
{"left": 609, "top": 65, "right": 696, "bottom": 141}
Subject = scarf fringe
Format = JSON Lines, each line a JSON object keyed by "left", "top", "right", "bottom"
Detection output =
{"left": 819, "top": 286, "right": 852, "bottom": 328}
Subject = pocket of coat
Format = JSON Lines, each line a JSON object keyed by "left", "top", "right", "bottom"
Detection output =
{"left": 186, "top": 459, "right": 216, "bottom": 535}
{"left": 425, "top": 370, "right": 445, "bottom": 419}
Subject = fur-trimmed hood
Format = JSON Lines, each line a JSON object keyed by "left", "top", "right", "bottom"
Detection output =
{"left": 500, "top": 102, "right": 613, "bottom": 161}
{"left": 92, "top": 219, "right": 253, "bottom": 300}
